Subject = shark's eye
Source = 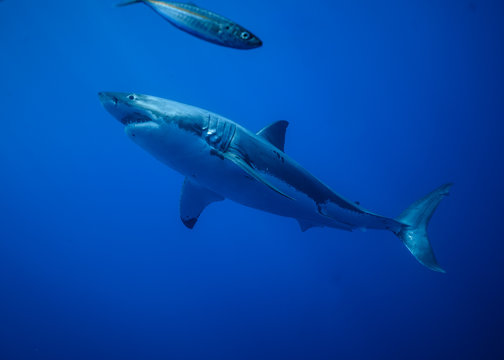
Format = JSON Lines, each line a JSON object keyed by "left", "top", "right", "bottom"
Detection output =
{"left": 128, "top": 95, "right": 135, "bottom": 100}
{"left": 240, "top": 31, "right": 250, "bottom": 40}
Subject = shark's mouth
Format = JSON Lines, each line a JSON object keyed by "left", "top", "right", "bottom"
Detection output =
{"left": 121, "top": 112, "right": 152, "bottom": 125}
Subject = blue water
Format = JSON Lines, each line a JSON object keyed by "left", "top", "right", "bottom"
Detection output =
{"left": 1, "top": 0, "right": 503, "bottom": 359}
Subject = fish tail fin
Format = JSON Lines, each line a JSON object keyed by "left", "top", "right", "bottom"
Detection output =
{"left": 394, "top": 183, "right": 453, "bottom": 273}
{"left": 117, "top": 0, "right": 144, "bottom": 7}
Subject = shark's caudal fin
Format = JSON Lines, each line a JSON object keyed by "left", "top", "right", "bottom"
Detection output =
{"left": 395, "top": 183, "right": 453, "bottom": 273}
{"left": 117, "top": 0, "right": 143, "bottom": 7}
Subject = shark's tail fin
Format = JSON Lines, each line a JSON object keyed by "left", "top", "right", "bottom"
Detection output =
{"left": 395, "top": 183, "right": 453, "bottom": 273}
{"left": 117, "top": 0, "right": 143, "bottom": 7}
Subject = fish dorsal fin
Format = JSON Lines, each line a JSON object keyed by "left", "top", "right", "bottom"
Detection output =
{"left": 256, "top": 120, "right": 289, "bottom": 151}
{"left": 180, "top": 178, "right": 224, "bottom": 229}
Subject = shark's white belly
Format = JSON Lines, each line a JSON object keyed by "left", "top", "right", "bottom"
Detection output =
{"left": 129, "top": 124, "right": 395, "bottom": 232}
{"left": 135, "top": 136, "right": 320, "bottom": 223}
{"left": 166, "top": 148, "right": 346, "bottom": 228}
{"left": 193, "top": 153, "right": 318, "bottom": 218}
{"left": 183, "top": 153, "right": 398, "bottom": 231}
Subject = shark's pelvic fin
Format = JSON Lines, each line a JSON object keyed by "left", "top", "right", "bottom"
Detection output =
{"left": 223, "top": 152, "right": 295, "bottom": 200}
{"left": 256, "top": 120, "right": 289, "bottom": 151}
{"left": 297, "top": 219, "right": 318, "bottom": 232}
{"left": 179, "top": 178, "right": 224, "bottom": 229}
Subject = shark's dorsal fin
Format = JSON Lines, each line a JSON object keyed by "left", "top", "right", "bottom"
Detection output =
{"left": 180, "top": 178, "right": 224, "bottom": 229}
{"left": 223, "top": 152, "right": 295, "bottom": 200}
{"left": 256, "top": 120, "right": 289, "bottom": 151}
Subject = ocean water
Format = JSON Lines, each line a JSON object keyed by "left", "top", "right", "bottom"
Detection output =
{"left": 1, "top": 0, "right": 503, "bottom": 359}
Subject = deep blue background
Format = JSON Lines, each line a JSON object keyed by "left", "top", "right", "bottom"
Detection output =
{"left": 1, "top": 1, "right": 503, "bottom": 359}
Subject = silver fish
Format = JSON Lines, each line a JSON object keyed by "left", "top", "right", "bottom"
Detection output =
{"left": 118, "top": 0, "right": 262, "bottom": 49}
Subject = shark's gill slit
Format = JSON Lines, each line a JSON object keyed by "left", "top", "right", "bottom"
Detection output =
{"left": 204, "top": 114, "right": 236, "bottom": 152}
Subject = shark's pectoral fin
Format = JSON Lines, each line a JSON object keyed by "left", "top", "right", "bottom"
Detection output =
{"left": 223, "top": 152, "right": 295, "bottom": 200}
{"left": 180, "top": 178, "right": 224, "bottom": 229}
{"left": 256, "top": 120, "right": 289, "bottom": 151}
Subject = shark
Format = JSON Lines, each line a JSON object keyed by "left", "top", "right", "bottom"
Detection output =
{"left": 98, "top": 92, "right": 452, "bottom": 272}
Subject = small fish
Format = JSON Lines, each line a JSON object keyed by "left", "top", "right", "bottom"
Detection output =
{"left": 118, "top": 0, "right": 262, "bottom": 49}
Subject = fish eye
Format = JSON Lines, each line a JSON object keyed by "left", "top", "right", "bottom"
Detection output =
{"left": 240, "top": 31, "right": 251, "bottom": 40}
{"left": 128, "top": 95, "right": 135, "bottom": 100}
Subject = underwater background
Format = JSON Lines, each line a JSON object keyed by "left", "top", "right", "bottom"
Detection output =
{"left": 1, "top": 0, "right": 503, "bottom": 359}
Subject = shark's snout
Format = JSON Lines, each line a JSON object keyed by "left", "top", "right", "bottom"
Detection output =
{"left": 98, "top": 92, "right": 119, "bottom": 106}
{"left": 99, "top": 91, "right": 154, "bottom": 126}
{"left": 98, "top": 92, "right": 123, "bottom": 123}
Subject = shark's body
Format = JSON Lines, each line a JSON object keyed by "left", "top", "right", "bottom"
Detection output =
{"left": 99, "top": 92, "right": 452, "bottom": 272}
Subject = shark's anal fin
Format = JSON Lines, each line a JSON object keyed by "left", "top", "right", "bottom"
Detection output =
{"left": 223, "top": 152, "right": 295, "bottom": 200}
{"left": 257, "top": 121, "right": 289, "bottom": 151}
{"left": 180, "top": 178, "right": 224, "bottom": 229}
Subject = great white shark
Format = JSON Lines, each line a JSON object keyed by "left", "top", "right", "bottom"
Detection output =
{"left": 98, "top": 92, "right": 452, "bottom": 272}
